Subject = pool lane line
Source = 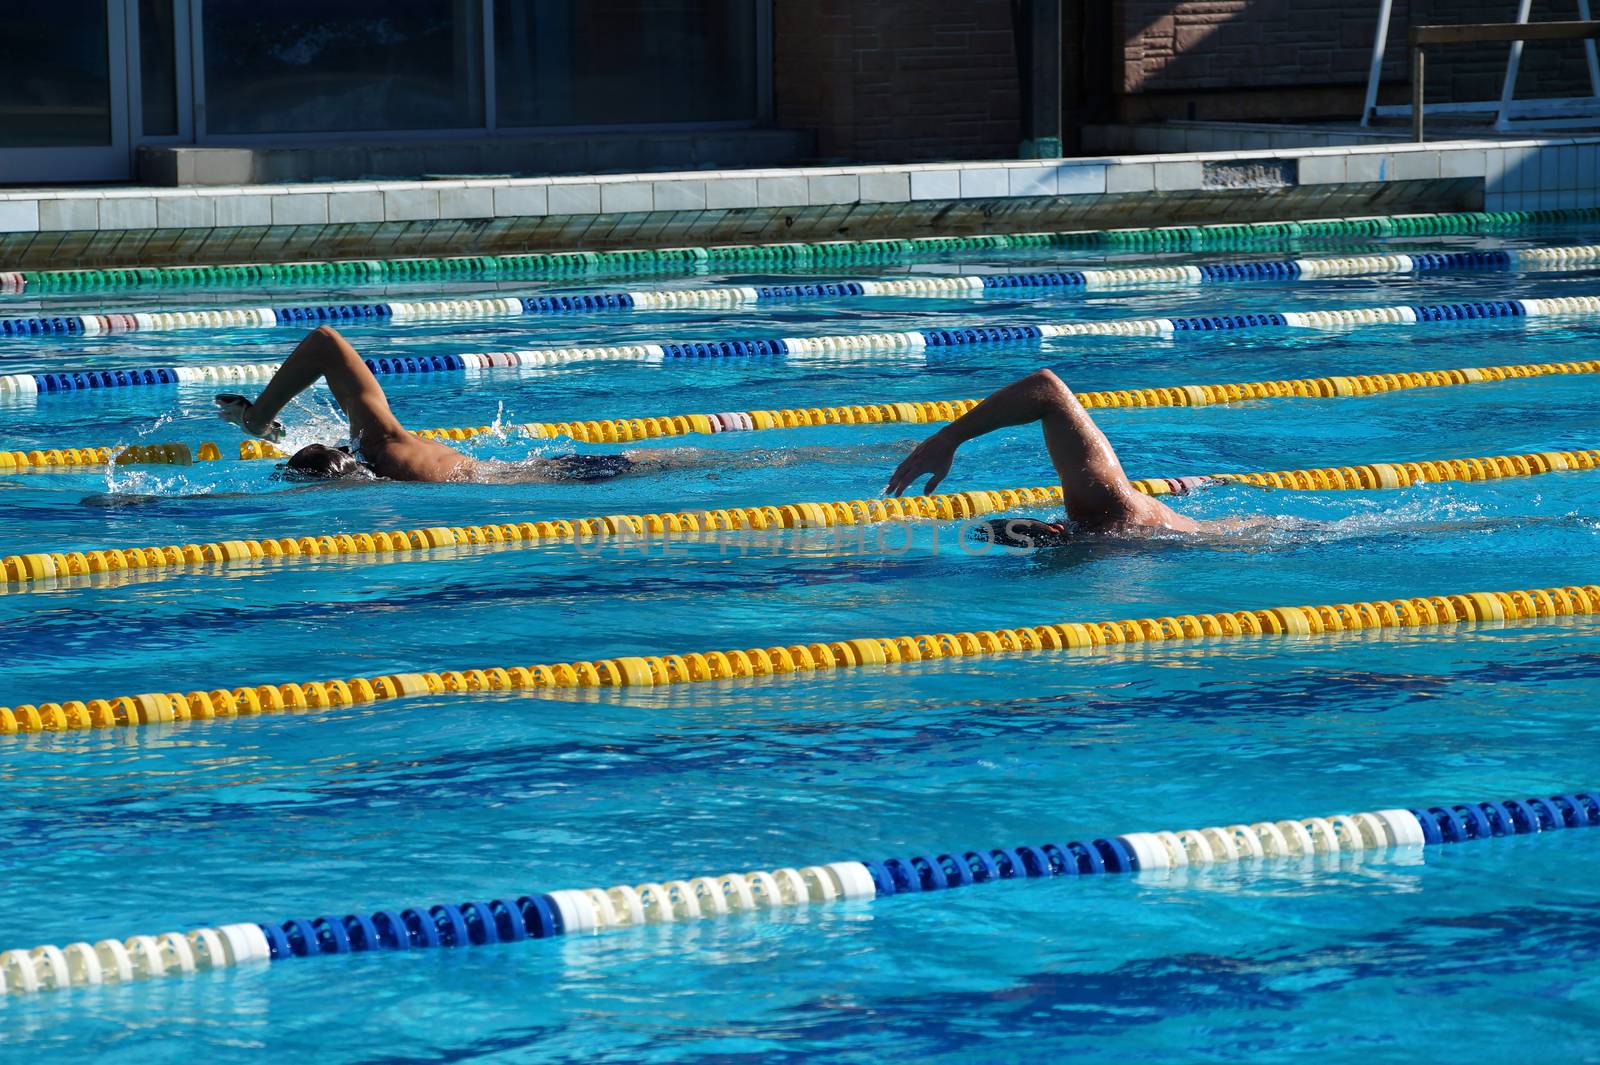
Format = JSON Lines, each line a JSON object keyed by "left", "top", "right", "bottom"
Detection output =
{"left": 7, "top": 244, "right": 1600, "bottom": 340}
{"left": 8, "top": 358, "right": 1598, "bottom": 473}
{"left": 1, "top": 579, "right": 1597, "bottom": 738}
{"left": 315, "top": 358, "right": 1600, "bottom": 454}
{"left": 0, "top": 442, "right": 220, "bottom": 471}
{"left": 8, "top": 295, "right": 1600, "bottom": 400}
{"left": 2, "top": 789, "right": 1595, "bottom": 996}
{"left": 6, "top": 205, "right": 1600, "bottom": 295}
{"left": 2, "top": 448, "right": 1594, "bottom": 589}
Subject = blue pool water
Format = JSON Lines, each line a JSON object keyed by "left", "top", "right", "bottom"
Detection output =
{"left": 2, "top": 230, "right": 1598, "bottom": 1062}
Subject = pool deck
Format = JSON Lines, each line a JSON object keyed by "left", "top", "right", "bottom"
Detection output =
{"left": 5, "top": 136, "right": 1600, "bottom": 271}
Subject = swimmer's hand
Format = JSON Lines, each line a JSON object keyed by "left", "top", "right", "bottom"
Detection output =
{"left": 214, "top": 394, "right": 285, "bottom": 443}
{"left": 886, "top": 429, "right": 957, "bottom": 496}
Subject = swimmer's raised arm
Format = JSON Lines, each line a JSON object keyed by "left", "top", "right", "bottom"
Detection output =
{"left": 216, "top": 326, "right": 470, "bottom": 482}
{"left": 216, "top": 325, "right": 404, "bottom": 446}
{"left": 887, "top": 369, "right": 1127, "bottom": 496}
{"left": 887, "top": 368, "right": 1196, "bottom": 532}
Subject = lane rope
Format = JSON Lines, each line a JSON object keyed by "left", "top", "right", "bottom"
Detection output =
{"left": 0, "top": 442, "right": 219, "bottom": 471}
{"left": 2, "top": 449, "right": 1594, "bottom": 585}
{"left": 316, "top": 359, "right": 1600, "bottom": 453}
{"left": 8, "top": 359, "right": 1596, "bottom": 472}
{"left": 5, "top": 205, "right": 1599, "bottom": 294}
{"left": 1, "top": 581, "right": 1597, "bottom": 735}
{"left": 6, "top": 295, "right": 1600, "bottom": 398}
{"left": 5, "top": 245, "right": 1599, "bottom": 339}
{"left": 2, "top": 448, "right": 1593, "bottom": 588}
{"left": 2, "top": 788, "right": 1593, "bottom": 995}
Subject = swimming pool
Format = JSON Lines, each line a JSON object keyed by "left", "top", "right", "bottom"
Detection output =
{"left": 2, "top": 216, "right": 1597, "bottom": 1062}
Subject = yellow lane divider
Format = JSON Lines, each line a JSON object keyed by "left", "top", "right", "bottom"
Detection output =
{"left": 0, "top": 442, "right": 221, "bottom": 471}
{"left": 256, "top": 358, "right": 1600, "bottom": 456}
{"left": 2, "top": 448, "right": 1595, "bottom": 587}
{"left": 2, "top": 582, "right": 1595, "bottom": 736}
{"left": 3, "top": 360, "right": 1596, "bottom": 470}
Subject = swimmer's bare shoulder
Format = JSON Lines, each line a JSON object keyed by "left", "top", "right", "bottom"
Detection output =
{"left": 1072, "top": 494, "right": 1201, "bottom": 535}
{"left": 364, "top": 432, "right": 477, "bottom": 482}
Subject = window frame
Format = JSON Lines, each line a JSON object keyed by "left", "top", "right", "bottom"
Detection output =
{"left": 134, "top": 0, "right": 195, "bottom": 144}
{"left": 0, "top": 0, "right": 133, "bottom": 183}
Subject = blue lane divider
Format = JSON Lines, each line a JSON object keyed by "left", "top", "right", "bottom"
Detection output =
{"left": 1, "top": 791, "right": 1593, "bottom": 995}
{"left": 754, "top": 282, "right": 868, "bottom": 299}
{"left": 1410, "top": 299, "right": 1525, "bottom": 322}
{"left": 270, "top": 303, "right": 391, "bottom": 324}
{"left": 361, "top": 354, "right": 468, "bottom": 376}
{"left": 921, "top": 324, "right": 1045, "bottom": 346}
{"left": 1168, "top": 312, "right": 1290, "bottom": 331}
{"left": 973, "top": 271, "right": 1086, "bottom": 288}
{"left": 0, "top": 246, "right": 1588, "bottom": 343}
{"left": 19, "top": 368, "right": 182, "bottom": 393}
{"left": 521, "top": 293, "right": 635, "bottom": 312}
{"left": 659, "top": 338, "right": 790, "bottom": 358}
{"left": 2, "top": 295, "right": 1593, "bottom": 398}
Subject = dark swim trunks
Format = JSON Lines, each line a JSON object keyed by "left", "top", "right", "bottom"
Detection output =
{"left": 543, "top": 453, "right": 636, "bottom": 482}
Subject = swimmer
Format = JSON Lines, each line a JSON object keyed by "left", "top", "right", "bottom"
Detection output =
{"left": 215, "top": 325, "right": 668, "bottom": 484}
{"left": 887, "top": 368, "right": 1238, "bottom": 544}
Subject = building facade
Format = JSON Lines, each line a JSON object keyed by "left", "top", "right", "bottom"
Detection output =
{"left": 4, "top": 0, "right": 774, "bottom": 184}
{"left": 3, "top": 1, "right": 1594, "bottom": 186}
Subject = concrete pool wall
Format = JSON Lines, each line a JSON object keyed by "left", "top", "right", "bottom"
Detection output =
{"left": 3, "top": 136, "right": 1599, "bottom": 271}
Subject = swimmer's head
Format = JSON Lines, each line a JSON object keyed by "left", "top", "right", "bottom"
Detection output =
{"left": 278, "top": 443, "right": 372, "bottom": 482}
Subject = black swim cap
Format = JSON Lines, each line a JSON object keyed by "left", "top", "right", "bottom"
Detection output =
{"left": 971, "top": 517, "right": 1073, "bottom": 549}
{"left": 282, "top": 443, "right": 368, "bottom": 481}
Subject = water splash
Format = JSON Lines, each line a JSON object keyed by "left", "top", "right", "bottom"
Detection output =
{"left": 99, "top": 407, "right": 188, "bottom": 492}
{"left": 91, "top": 393, "right": 352, "bottom": 499}
{"left": 275, "top": 394, "right": 351, "bottom": 452}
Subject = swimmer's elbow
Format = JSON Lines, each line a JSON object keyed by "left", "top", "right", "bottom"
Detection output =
{"left": 1027, "top": 367, "right": 1073, "bottom": 401}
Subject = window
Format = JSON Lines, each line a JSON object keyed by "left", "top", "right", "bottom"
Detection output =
{"left": 0, "top": 0, "right": 767, "bottom": 177}
{"left": 494, "top": 0, "right": 759, "bottom": 128}
{"left": 201, "top": 0, "right": 486, "bottom": 134}
{"left": 2, "top": 0, "right": 114, "bottom": 147}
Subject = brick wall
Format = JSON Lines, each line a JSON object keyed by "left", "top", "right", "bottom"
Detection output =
{"left": 772, "top": 0, "right": 1021, "bottom": 163}
{"left": 1118, "top": 0, "right": 1592, "bottom": 112}
{"left": 770, "top": 0, "right": 1596, "bottom": 163}
{"left": 1118, "top": 0, "right": 1388, "bottom": 92}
